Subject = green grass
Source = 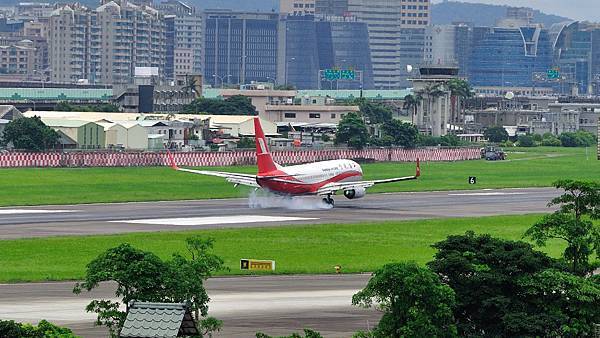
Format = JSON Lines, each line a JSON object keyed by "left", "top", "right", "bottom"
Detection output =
{"left": 0, "top": 147, "right": 597, "bottom": 206}
{"left": 0, "top": 214, "right": 568, "bottom": 283}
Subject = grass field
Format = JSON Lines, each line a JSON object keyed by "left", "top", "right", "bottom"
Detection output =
{"left": 0, "top": 214, "right": 569, "bottom": 283}
{"left": 0, "top": 147, "right": 597, "bottom": 206}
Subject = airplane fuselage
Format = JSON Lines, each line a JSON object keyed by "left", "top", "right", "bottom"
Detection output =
{"left": 256, "top": 159, "right": 363, "bottom": 195}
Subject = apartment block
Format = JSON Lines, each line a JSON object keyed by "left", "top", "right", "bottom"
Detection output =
{"left": 0, "top": 40, "right": 36, "bottom": 77}
{"left": 315, "top": 0, "right": 348, "bottom": 16}
{"left": 159, "top": 1, "right": 203, "bottom": 80}
{"left": 348, "top": 0, "right": 430, "bottom": 89}
{"left": 49, "top": 0, "right": 166, "bottom": 85}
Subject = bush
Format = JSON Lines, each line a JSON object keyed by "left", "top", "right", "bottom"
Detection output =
{"left": 560, "top": 131, "right": 597, "bottom": 147}
{"left": 484, "top": 126, "right": 509, "bottom": 143}
{"left": 541, "top": 134, "right": 561, "bottom": 147}
{"left": 517, "top": 134, "right": 536, "bottom": 147}
{"left": 0, "top": 320, "right": 79, "bottom": 338}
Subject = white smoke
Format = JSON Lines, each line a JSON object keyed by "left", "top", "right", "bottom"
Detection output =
{"left": 248, "top": 190, "right": 334, "bottom": 210}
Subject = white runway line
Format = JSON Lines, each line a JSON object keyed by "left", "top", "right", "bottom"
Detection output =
{"left": 448, "top": 192, "right": 527, "bottom": 197}
{"left": 111, "top": 215, "right": 319, "bottom": 226}
{"left": 0, "top": 209, "right": 77, "bottom": 215}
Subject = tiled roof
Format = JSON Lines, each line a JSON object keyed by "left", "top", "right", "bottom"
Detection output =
{"left": 120, "top": 302, "right": 198, "bottom": 338}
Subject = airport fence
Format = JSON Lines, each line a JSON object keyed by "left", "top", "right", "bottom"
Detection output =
{"left": 0, "top": 147, "right": 482, "bottom": 168}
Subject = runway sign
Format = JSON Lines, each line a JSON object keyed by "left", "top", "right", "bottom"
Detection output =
{"left": 241, "top": 259, "right": 275, "bottom": 271}
{"left": 469, "top": 176, "right": 477, "bottom": 185}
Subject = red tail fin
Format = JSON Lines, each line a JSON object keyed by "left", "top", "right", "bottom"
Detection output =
{"left": 254, "top": 117, "right": 277, "bottom": 174}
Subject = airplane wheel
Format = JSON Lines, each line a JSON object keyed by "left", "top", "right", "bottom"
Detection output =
{"left": 323, "top": 197, "right": 335, "bottom": 207}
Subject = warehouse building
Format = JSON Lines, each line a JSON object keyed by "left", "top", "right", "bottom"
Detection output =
{"left": 40, "top": 119, "right": 105, "bottom": 149}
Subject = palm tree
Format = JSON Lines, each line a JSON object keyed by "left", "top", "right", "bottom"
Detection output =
{"left": 403, "top": 94, "right": 422, "bottom": 125}
{"left": 447, "top": 78, "right": 473, "bottom": 129}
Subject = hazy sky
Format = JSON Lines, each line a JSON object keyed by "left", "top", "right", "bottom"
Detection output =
{"left": 433, "top": 0, "right": 600, "bottom": 22}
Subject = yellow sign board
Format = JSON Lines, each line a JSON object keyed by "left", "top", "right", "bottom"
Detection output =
{"left": 240, "top": 259, "right": 275, "bottom": 271}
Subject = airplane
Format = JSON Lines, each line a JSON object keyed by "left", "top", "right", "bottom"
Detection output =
{"left": 167, "top": 117, "right": 420, "bottom": 207}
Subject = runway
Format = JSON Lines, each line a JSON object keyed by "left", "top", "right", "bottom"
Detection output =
{"left": 0, "top": 187, "right": 558, "bottom": 239}
{"left": 0, "top": 275, "right": 378, "bottom": 338}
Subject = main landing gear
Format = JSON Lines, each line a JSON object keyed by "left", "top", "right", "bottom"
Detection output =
{"left": 322, "top": 195, "right": 335, "bottom": 207}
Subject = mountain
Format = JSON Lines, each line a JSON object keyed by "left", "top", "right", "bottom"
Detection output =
{"left": 431, "top": 1, "right": 571, "bottom": 27}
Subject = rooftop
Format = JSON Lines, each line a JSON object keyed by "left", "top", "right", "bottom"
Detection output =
{"left": 120, "top": 302, "right": 198, "bottom": 338}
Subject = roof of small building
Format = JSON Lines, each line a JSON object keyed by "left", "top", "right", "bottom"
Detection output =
{"left": 40, "top": 118, "right": 95, "bottom": 128}
{"left": 120, "top": 302, "right": 198, "bottom": 338}
{"left": 0, "top": 118, "right": 9, "bottom": 124}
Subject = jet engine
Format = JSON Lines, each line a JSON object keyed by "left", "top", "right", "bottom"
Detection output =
{"left": 343, "top": 187, "right": 366, "bottom": 200}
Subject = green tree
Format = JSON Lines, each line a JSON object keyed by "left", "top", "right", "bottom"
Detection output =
{"left": 517, "top": 134, "right": 536, "bottom": 147}
{"left": 447, "top": 78, "right": 473, "bottom": 125}
{"left": 484, "top": 126, "right": 509, "bottom": 143}
{"left": 74, "top": 237, "right": 225, "bottom": 337}
{"left": 524, "top": 180, "right": 600, "bottom": 275}
{"left": 183, "top": 95, "right": 258, "bottom": 116}
{"left": 354, "top": 99, "right": 393, "bottom": 124}
{"left": 428, "top": 231, "right": 562, "bottom": 337}
{"left": 402, "top": 94, "right": 421, "bottom": 121}
{"left": 2, "top": 116, "right": 59, "bottom": 151}
{"left": 335, "top": 112, "right": 369, "bottom": 150}
{"left": 541, "top": 133, "right": 561, "bottom": 146}
{"left": 381, "top": 119, "right": 418, "bottom": 148}
{"left": 0, "top": 319, "right": 80, "bottom": 338}
{"left": 256, "top": 329, "right": 323, "bottom": 338}
{"left": 237, "top": 137, "right": 255, "bottom": 149}
{"left": 352, "top": 262, "right": 457, "bottom": 338}
{"left": 518, "top": 269, "right": 600, "bottom": 337}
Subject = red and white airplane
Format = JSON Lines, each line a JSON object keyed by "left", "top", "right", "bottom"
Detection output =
{"left": 168, "top": 117, "right": 420, "bottom": 206}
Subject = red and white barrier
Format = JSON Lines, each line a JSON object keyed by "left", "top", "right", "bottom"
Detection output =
{"left": 0, "top": 148, "right": 481, "bottom": 168}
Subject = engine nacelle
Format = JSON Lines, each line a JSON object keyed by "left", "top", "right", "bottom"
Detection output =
{"left": 344, "top": 187, "right": 366, "bottom": 200}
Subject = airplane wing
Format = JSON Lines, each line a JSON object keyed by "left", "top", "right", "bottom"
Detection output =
{"left": 316, "top": 160, "right": 421, "bottom": 196}
{"left": 167, "top": 151, "right": 260, "bottom": 188}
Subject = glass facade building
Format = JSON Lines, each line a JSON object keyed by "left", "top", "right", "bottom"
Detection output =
{"left": 284, "top": 16, "right": 373, "bottom": 89}
{"left": 469, "top": 27, "right": 553, "bottom": 88}
{"left": 204, "top": 11, "right": 279, "bottom": 87}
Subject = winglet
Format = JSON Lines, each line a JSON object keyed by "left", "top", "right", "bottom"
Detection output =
{"left": 415, "top": 158, "right": 421, "bottom": 178}
{"left": 166, "top": 150, "right": 179, "bottom": 170}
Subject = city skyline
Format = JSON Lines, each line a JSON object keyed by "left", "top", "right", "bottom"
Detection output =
{"left": 433, "top": 0, "right": 599, "bottom": 22}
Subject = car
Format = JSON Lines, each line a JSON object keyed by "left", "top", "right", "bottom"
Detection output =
{"left": 482, "top": 146, "right": 506, "bottom": 161}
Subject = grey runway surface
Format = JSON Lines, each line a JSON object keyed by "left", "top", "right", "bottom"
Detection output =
{"left": 0, "top": 188, "right": 557, "bottom": 239}
{"left": 0, "top": 275, "right": 378, "bottom": 338}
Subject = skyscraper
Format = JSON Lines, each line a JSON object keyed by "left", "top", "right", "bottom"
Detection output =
{"left": 469, "top": 26, "right": 553, "bottom": 90}
{"left": 315, "top": 0, "right": 348, "bottom": 16}
{"left": 204, "top": 10, "right": 279, "bottom": 87}
{"left": 347, "top": 0, "right": 430, "bottom": 89}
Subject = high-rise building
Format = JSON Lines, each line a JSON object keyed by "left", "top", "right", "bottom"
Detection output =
{"left": 282, "top": 15, "right": 373, "bottom": 89}
{"left": 315, "top": 0, "right": 348, "bottom": 16}
{"left": 158, "top": 1, "right": 203, "bottom": 81}
{"left": 204, "top": 10, "right": 279, "bottom": 87}
{"left": 424, "top": 24, "right": 472, "bottom": 77}
{"left": 280, "top": 0, "right": 315, "bottom": 16}
{"left": 48, "top": 1, "right": 166, "bottom": 85}
{"left": 469, "top": 26, "right": 553, "bottom": 91}
{"left": 0, "top": 40, "right": 37, "bottom": 78}
{"left": 347, "top": 0, "right": 430, "bottom": 89}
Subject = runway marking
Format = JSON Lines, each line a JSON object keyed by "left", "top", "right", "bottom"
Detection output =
{"left": 111, "top": 215, "right": 318, "bottom": 226}
{"left": 448, "top": 192, "right": 527, "bottom": 197}
{"left": 0, "top": 209, "right": 77, "bottom": 215}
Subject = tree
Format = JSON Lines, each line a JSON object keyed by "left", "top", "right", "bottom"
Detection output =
{"left": 518, "top": 269, "right": 600, "bottom": 337}
{"left": 74, "top": 237, "right": 225, "bottom": 337}
{"left": 183, "top": 95, "right": 258, "bottom": 115}
{"left": 256, "top": 329, "right": 323, "bottom": 338}
{"left": 517, "top": 134, "right": 536, "bottom": 147}
{"left": 403, "top": 94, "right": 421, "bottom": 123}
{"left": 2, "top": 116, "right": 59, "bottom": 151}
{"left": 560, "top": 131, "right": 597, "bottom": 147}
{"left": 541, "top": 133, "right": 561, "bottom": 146}
{"left": 355, "top": 99, "right": 393, "bottom": 124}
{"left": 0, "top": 319, "right": 80, "bottom": 338}
{"left": 484, "top": 126, "right": 509, "bottom": 143}
{"left": 447, "top": 78, "right": 473, "bottom": 125}
{"left": 524, "top": 180, "right": 600, "bottom": 275}
{"left": 428, "top": 231, "right": 562, "bottom": 337}
{"left": 381, "top": 119, "right": 418, "bottom": 148}
{"left": 335, "top": 112, "right": 369, "bottom": 150}
{"left": 54, "top": 102, "right": 121, "bottom": 112}
{"left": 352, "top": 262, "right": 458, "bottom": 338}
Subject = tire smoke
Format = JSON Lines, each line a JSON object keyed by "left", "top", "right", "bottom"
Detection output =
{"left": 248, "top": 190, "right": 334, "bottom": 210}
